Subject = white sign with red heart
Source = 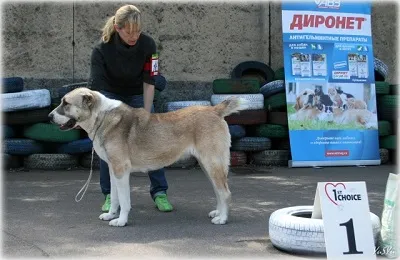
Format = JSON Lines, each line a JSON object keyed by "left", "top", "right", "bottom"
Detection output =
{"left": 311, "top": 181, "right": 377, "bottom": 259}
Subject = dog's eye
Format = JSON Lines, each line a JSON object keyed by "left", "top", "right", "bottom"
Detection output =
{"left": 62, "top": 100, "right": 69, "bottom": 106}
{"left": 303, "top": 92, "right": 307, "bottom": 95}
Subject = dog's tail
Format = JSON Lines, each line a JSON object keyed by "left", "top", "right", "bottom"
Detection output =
{"left": 214, "top": 96, "right": 249, "bottom": 118}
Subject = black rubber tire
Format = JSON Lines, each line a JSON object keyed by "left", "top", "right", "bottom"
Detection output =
{"left": 212, "top": 78, "right": 260, "bottom": 94}
{"left": 231, "top": 61, "right": 275, "bottom": 85}
{"left": 255, "top": 124, "right": 289, "bottom": 138}
{"left": 2, "top": 77, "right": 24, "bottom": 93}
{"left": 378, "top": 121, "right": 392, "bottom": 136}
{"left": 375, "top": 81, "right": 390, "bottom": 95}
{"left": 4, "top": 107, "right": 53, "bottom": 125}
{"left": 260, "top": 80, "right": 285, "bottom": 98}
{"left": 24, "top": 154, "right": 79, "bottom": 170}
{"left": 380, "top": 135, "right": 397, "bottom": 150}
{"left": 248, "top": 150, "right": 289, "bottom": 166}
{"left": 231, "top": 137, "right": 272, "bottom": 152}
{"left": 56, "top": 138, "right": 93, "bottom": 154}
{"left": 3, "top": 139, "right": 45, "bottom": 155}
{"left": 264, "top": 93, "right": 287, "bottom": 111}
{"left": 274, "top": 67, "right": 285, "bottom": 80}
{"left": 374, "top": 57, "right": 388, "bottom": 81}
{"left": 3, "top": 154, "right": 24, "bottom": 169}
{"left": 230, "top": 151, "right": 247, "bottom": 166}
{"left": 23, "top": 123, "right": 81, "bottom": 143}
{"left": 3, "top": 125, "right": 15, "bottom": 138}
{"left": 380, "top": 148, "right": 389, "bottom": 164}
{"left": 229, "top": 125, "right": 246, "bottom": 139}
{"left": 80, "top": 152, "right": 100, "bottom": 169}
{"left": 389, "top": 84, "right": 398, "bottom": 95}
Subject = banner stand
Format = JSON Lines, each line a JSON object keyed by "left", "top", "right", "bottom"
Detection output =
{"left": 282, "top": 1, "right": 381, "bottom": 168}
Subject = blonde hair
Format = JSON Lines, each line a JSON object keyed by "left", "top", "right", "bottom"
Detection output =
{"left": 101, "top": 5, "right": 142, "bottom": 43}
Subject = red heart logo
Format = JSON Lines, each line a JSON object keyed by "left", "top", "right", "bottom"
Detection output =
{"left": 324, "top": 182, "right": 346, "bottom": 205}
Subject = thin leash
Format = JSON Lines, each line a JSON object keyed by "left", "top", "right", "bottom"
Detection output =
{"left": 74, "top": 112, "right": 105, "bottom": 202}
{"left": 75, "top": 147, "right": 95, "bottom": 202}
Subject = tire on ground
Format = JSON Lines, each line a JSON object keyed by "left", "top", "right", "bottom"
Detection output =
{"left": 380, "top": 148, "right": 389, "bottom": 164}
{"left": 269, "top": 205, "right": 381, "bottom": 254}
{"left": 230, "top": 151, "right": 247, "bottom": 166}
{"left": 80, "top": 152, "right": 100, "bottom": 169}
{"left": 24, "top": 154, "right": 79, "bottom": 170}
{"left": 249, "top": 150, "right": 289, "bottom": 166}
{"left": 374, "top": 57, "right": 388, "bottom": 81}
{"left": 231, "top": 137, "right": 271, "bottom": 152}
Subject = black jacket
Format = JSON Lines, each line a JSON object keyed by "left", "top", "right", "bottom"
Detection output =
{"left": 88, "top": 32, "right": 158, "bottom": 95}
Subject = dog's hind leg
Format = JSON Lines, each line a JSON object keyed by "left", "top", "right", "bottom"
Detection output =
{"left": 196, "top": 155, "right": 231, "bottom": 225}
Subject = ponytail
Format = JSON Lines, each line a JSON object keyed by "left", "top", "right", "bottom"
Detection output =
{"left": 101, "top": 16, "right": 116, "bottom": 43}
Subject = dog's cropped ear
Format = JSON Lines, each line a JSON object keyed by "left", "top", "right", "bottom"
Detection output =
{"left": 82, "top": 93, "right": 94, "bottom": 107}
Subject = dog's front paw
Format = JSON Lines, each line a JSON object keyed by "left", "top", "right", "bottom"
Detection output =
{"left": 109, "top": 217, "right": 127, "bottom": 227}
{"left": 211, "top": 216, "right": 227, "bottom": 225}
{"left": 208, "top": 210, "right": 219, "bottom": 218}
{"left": 99, "top": 212, "right": 117, "bottom": 221}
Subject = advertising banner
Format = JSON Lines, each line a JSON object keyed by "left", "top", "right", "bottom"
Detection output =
{"left": 282, "top": 0, "right": 380, "bottom": 167}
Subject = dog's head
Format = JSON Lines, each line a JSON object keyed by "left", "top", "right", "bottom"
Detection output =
{"left": 314, "top": 85, "right": 323, "bottom": 95}
{"left": 48, "top": 87, "right": 96, "bottom": 131}
{"left": 294, "top": 88, "right": 314, "bottom": 110}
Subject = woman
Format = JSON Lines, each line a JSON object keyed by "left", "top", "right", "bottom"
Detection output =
{"left": 88, "top": 4, "right": 173, "bottom": 213}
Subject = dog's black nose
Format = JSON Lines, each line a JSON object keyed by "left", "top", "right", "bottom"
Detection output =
{"left": 48, "top": 113, "right": 53, "bottom": 121}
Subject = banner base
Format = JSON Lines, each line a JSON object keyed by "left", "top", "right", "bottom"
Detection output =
{"left": 289, "top": 160, "right": 381, "bottom": 168}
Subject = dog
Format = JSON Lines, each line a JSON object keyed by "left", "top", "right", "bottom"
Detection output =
{"left": 293, "top": 88, "right": 315, "bottom": 111}
{"left": 314, "top": 85, "right": 334, "bottom": 113}
{"left": 327, "top": 87, "right": 343, "bottom": 108}
{"left": 332, "top": 107, "right": 377, "bottom": 129}
{"left": 335, "top": 87, "right": 354, "bottom": 110}
{"left": 48, "top": 87, "right": 249, "bottom": 227}
{"left": 346, "top": 98, "right": 367, "bottom": 110}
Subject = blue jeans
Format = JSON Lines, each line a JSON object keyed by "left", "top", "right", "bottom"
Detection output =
{"left": 99, "top": 90, "right": 168, "bottom": 200}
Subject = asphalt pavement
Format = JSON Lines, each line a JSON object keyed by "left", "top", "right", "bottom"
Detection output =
{"left": 3, "top": 163, "right": 397, "bottom": 259}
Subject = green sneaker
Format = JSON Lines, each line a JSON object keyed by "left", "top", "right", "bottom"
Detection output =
{"left": 154, "top": 194, "right": 173, "bottom": 212}
{"left": 101, "top": 194, "right": 111, "bottom": 212}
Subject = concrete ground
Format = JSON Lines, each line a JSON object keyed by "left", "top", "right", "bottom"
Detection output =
{"left": 3, "top": 164, "right": 397, "bottom": 259}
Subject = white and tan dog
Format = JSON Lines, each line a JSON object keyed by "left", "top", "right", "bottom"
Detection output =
{"left": 49, "top": 87, "right": 249, "bottom": 227}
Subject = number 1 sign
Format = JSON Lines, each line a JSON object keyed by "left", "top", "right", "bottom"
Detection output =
{"left": 311, "top": 182, "right": 377, "bottom": 259}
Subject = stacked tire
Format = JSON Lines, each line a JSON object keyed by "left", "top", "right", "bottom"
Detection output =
{"left": 374, "top": 58, "right": 398, "bottom": 164}
{"left": 246, "top": 69, "right": 290, "bottom": 166}
{"left": 2, "top": 79, "right": 90, "bottom": 170}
